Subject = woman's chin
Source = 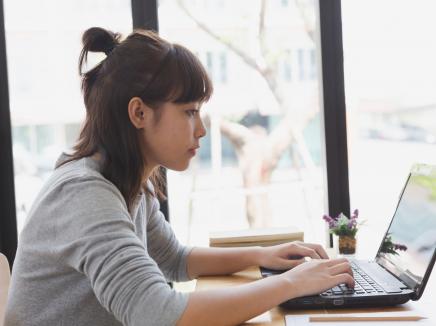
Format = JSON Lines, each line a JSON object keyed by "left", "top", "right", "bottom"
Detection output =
{"left": 164, "top": 161, "right": 191, "bottom": 172}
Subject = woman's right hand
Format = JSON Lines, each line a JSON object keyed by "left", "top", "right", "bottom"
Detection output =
{"left": 178, "top": 258, "right": 354, "bottom": 326}
{"left": 282, "top": 258, "right": 355, "bottom": 298}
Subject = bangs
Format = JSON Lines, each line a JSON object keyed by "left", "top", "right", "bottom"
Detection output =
{"left": 146, "top": 44, "right": 213, "bottom": 105}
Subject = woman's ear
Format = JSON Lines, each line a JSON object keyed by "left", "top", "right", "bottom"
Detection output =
{"left": 128, "top": 97, "right": 150, "bottom": 129}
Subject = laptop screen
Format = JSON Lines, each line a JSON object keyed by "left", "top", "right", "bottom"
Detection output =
{"left": 376, "top": 164, "right": 436, "bottom": 291}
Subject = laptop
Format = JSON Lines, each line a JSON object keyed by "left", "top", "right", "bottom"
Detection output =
{"left": 261, "top": 163, "right": 436, "bottom": 309}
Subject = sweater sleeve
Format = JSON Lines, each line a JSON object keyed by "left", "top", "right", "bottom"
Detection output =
{"left": 56, "top": 176, "right": 189, "bottom": 326}
{"left": 145, "top": 194, "right": 193, "bottom": 282}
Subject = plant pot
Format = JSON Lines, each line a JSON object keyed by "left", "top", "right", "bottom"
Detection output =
{"left": 338, "top": 235, "right": 356, "bottom": 255}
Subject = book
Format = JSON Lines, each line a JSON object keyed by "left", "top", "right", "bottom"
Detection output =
{"left": 209, "top": 227, "right": 304, "bottom": 247}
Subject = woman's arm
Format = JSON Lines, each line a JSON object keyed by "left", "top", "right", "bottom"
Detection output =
{"left": 146, "top": 193, "right": 192, "bottom": 282}
{"left": 178, "top": 258, "right": 354, "bottom": 326}
{"left": 186, "top": 241, "right": 328, "bottom": 278}
{"left": 58, "top": 179, "right": 189, "bottom": 326}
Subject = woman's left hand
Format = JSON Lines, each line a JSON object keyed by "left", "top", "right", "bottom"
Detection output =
{"left": 256, "top": 241, "right": 329, "bottom": 270}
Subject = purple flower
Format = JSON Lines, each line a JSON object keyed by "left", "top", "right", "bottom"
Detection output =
{"left": 322, "top": 209, "right": 362, "bottom": 236}
{"left": 323, "top": 215, "right": 337, "bottom": 228}
{"left": 351, "top": 209, "right": 359, "bottom": 219}
{"left": 322, "top": 215, "right": 332, "bottom": 222}
{"left": 347, "top": 218, "right": 357, "bottom": 229}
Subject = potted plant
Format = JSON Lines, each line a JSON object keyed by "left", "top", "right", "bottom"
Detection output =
{"left": 323, "top": 209, "right": 362, "bottom": 255}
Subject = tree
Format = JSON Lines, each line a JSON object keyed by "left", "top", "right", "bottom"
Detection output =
{"left": 178, "top": 0, "right": 319, "bottom": 227}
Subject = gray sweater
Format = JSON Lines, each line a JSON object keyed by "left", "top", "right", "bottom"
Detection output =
{"left": 5, "top": 155, "right": 191, "bottom": 326}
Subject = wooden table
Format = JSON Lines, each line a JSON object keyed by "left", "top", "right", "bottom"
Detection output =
{"left": 196, "top": 265, "right": 435, "bottom": 325}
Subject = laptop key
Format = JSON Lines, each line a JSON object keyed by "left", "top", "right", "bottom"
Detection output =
{"left": 332, "top": 286, "right": 343, "bottom": 294}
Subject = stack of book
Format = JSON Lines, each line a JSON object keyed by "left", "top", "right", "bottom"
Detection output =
{"left": 209, "top": 227, "right": 304, "bottom": 247}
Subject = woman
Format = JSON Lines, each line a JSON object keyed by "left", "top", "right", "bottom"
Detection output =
{"left": 5, "top": 27, "right": 354, "bottom": 326}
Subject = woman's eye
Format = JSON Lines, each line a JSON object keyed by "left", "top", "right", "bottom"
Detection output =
{"left": 186, "top": 110, "right": 199, "bottom": 117}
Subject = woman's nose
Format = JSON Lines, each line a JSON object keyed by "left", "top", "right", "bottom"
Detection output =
{"left": 195, "top": 117, "right": 207, "bottom": 139}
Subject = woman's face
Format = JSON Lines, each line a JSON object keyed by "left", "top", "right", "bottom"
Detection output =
{"left": 141, "top": 101, "right": 206, "bottom": 172}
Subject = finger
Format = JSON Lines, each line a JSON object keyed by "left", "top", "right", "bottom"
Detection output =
{"left": 332, "top": 273, "right": 355, "bottom": 289}
{"left": 303, "top": 243, "right": 329, "bottom": 259}
{"left": 293, "top": 245, "right": 321, "bottom": 259}
{"left": 328, "top": 261, "right": 353, "bottom": 276}
{"left": 280, "top": 258, "right": 306, "bottom": 269}
{"left": 315, "top": 244, "right": 329, "bottom": 259}
{"left": 323, "top": 258, "right": 349, "bottom": 267}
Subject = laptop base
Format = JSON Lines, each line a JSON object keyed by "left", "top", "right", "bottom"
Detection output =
{"left": 280, "top": 293, "right": 412, "bottom": 309}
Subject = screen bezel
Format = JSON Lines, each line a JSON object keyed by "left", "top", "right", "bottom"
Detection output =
{"left": 375, "top": 164, "right": 436, "bottom": 300}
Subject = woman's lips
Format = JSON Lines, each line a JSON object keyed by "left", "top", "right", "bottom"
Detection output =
{"left": 188, "top": 147, "right": 199, "bottom": 156}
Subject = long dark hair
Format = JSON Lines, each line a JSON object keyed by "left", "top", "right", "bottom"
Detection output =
{"left": 57, "top": 27, "right": 213, "bottom": 211}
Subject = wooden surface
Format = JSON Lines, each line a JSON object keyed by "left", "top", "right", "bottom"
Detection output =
{"left": 0, "top": 254, "right": 10, "bottom": 326}
{"left": 196, "top": 265, "right": 436, "bottom": 326}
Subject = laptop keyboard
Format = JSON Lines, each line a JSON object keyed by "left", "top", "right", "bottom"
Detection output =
{"left": 321, "top": 262, "right": 386, "bottom": 296}
{"left": 261, "top": 261, "right": 405, "bottom": 297}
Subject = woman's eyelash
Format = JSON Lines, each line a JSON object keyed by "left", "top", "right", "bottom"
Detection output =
{"left": 186, "top": 109, "right": 199, "bottom": 116}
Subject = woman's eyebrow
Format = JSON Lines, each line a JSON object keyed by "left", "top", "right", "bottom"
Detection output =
{"left": 184, "top": 103, "right": 200, "bottom": 109}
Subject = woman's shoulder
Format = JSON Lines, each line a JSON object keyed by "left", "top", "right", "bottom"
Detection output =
{"left": 47, "top": 154, "right": 125, "bottom": 205}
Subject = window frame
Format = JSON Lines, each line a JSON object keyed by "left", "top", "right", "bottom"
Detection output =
{"left": 0, "top": 0, "right": 18, "bottom": 267}
{"left": 318, "top": 0, "right": 350, "bottom": 247}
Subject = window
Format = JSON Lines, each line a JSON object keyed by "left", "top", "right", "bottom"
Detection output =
{"left": 159, "top": 0, "right": 327, "bottom": 246}
{"left": 282, "top": 50, "right": 292, "bottom": 82}
{"left": 206, "top": 51, "right": 214, "bottom": 80}
{"left": 298, "top": 48, "right": 305, "bottom": 81}
{"left": 309, "top": 48, "right": 316, "bottom": 80}
{"left": 219, "top": 52, "right": 227, "bottom": 83}
{"left": 4, "top": 0, "right": 132, "bottom": 233}
{"left": 342, "top": 0, "right": 436, "bottom": 256}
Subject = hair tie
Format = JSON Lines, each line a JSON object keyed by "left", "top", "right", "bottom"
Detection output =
{"left": 104, "top": 43, "right": 117, "bottom": 56}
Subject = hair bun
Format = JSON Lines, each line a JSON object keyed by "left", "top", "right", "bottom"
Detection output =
{"left": 82, "top": 27, "right": 120, "bottom": 56}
